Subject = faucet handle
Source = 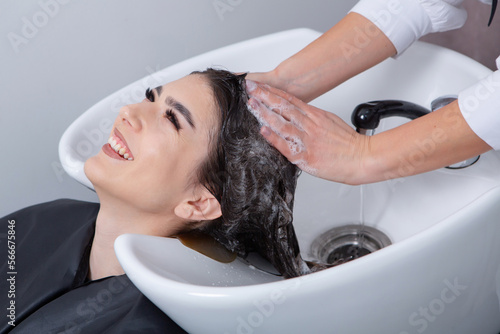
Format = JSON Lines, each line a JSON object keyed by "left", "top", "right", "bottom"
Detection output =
{"left": 430, "top": 95, "right": 458, "bottom": 112}
{"left": 351, "top": 100, "right": 430, "bottom": 136}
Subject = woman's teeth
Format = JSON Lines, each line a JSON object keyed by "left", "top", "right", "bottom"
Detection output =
{"left": 108, "top": 136, "right": 133, "bottom": 161}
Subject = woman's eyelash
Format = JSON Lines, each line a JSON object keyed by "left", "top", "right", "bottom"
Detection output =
{"left": 165, "top": 109, "right": 181, "bottom": 130}
{"left": 145, "top": 88, "right": 180, "bottom": 131}
{"left": 145, "top": 88, "right": 154, "bottom": 102}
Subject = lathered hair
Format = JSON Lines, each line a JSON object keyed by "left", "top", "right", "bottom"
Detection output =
{"left": 193, "top": 68, "right": 323, "bottom": 278}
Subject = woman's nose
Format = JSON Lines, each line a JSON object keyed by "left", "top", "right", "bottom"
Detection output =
{"left": 118, "top": 103, "right": 144, "bottom": 131}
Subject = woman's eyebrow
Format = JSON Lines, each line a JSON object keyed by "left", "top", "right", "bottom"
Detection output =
{"left": 154, "top": 86, "right": 163, "bottom": 97}
{"left": 165, "top": 96, "right": 195, "bottom": 129}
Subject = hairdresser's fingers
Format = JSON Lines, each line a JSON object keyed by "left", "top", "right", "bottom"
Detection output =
{"left": 247, "top": 97, "right": 317, "bottom": 174}
{"left": 246, "top": 80, "right": 295, "bottom": 119}
{"left": 258, "top": 83, "right": 336, "bottom": 127}
{"left": 258, "top": 122, "right": 322, "bottom": 178}
{"left": 247, "top": 97, "right": 301, "bottom": 137}
{"left": 251, "top": 81, "right": 349, "bottom": 137}
{"left": 246, "top": 80, "right": 313, "bottom": 129}
{"left": 256, "top": 96, "right": 367, "bottom": 182}
{"left": 257, "top": 82, "right": 307, "bottom": 111}
{"left": 258, "top": 126, "right": 299, "bottom": 160}
{"left": 247, "top": 80, "right": 371, "bottom": 183}
{"left": 261, "top": 82, "right": 359, "bottom": 138}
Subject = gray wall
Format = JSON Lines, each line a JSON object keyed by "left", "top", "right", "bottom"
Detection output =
{"left": 0, "top": 0, "right": 357, "bottom": 216}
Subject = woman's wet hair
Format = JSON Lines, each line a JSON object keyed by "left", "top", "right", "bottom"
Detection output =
{"left": 191, "top": 68, "right": 319, "bottom": 278}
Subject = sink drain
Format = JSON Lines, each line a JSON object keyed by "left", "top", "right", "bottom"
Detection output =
{"left": 310, "top": 225, "right": 391, "bottom": 265}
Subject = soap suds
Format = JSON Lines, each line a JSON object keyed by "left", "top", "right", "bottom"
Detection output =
{"left": 245, "top": 79, "right": 257, "bottom": 93}
{"left": 291, "top": 159, "right": 318, "bottom": 176}
{"left": 247, "top": 101, "right": 319, "bottom": 176}
{"left": 267, "top": 99, "right": 305, "bottom": 132}
{"left": 247, "top": 101, "right": 271, "bottom": 128}
{"left": 286, "top": 136, "right": 305, "bottom": 155}
{"left": 248, "top": 101, "right": 306, "bottom": 156}
{"left": 298, "top": 256, "right": 312, "bottom": 275}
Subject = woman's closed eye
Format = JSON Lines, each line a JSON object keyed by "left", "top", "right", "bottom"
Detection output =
{"left": 165, "top": 109, "right": 181, "bottom": 130}
{"left": 145, "top": 88, "right": 182, "bottom": 131}
{"left": 145, "top": 88, "right": 155, "bottom": 102}
{"left": 145, "top": 87, "right": 181, "bottom": 131}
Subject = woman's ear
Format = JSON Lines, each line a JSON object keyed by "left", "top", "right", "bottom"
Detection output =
{"left": 174, "top": 188, "right": 222, "bottom": 222}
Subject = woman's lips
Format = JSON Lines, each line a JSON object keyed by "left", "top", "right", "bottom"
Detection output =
{"left": 102, "top": 143, "right": 127, "bottom": 161}
{"left": 103, "top": 128, "right": 134, "bottom": 161}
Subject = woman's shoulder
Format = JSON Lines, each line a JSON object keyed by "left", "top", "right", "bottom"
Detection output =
{"left": 9, "top": 274, "right": 187, "bottom": 334}
{"left": 4, "top": 199, "right": 99, "bottom": 220}
{"left": 2, "top": 199, "right": 100, "bottom": 236}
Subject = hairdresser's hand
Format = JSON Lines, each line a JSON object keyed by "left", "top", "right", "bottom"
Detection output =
{"left": 246, "top": 71, "right": 283, "bottom": 91}
{"left": 246, "top": 79, "right": 370, "bottom": 185}
{"left": 246, "top": 70, "right": 317, "bottom": 103}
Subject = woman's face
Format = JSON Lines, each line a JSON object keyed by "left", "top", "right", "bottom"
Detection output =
{"left": 85, "top": 74, "right": 217, "bottom": 218}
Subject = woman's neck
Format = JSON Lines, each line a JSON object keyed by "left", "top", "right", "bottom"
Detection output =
{"left": 88, "top": 201, "right": 182, "bottom": 281}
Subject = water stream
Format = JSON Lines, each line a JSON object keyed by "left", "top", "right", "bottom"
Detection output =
{"left": 358, "top": 184, "right": 366, "bottom": 250}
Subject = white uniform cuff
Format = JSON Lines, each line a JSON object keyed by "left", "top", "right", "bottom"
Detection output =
{"left": 350, "top": 0, "right": 467, "bottom": 56}
{"left": 458, "top": 56, "right": 500, "bottom": 150}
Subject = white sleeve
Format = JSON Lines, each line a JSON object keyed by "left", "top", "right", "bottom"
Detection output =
{"left": 350, "top": 0, "right": 467, "bottom": 55}
{"left": 458, "top": 56, "right": 500, "bottom": 151}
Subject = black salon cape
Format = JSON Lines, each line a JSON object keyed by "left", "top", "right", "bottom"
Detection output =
{"left": 0, "top": 199, "right": 186, "bottom": 334}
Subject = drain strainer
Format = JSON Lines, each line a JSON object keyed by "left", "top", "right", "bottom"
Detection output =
{"left": 310, "top": 224, "right": 391, "bottom": 265}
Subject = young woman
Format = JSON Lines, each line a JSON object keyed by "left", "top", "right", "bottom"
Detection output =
{"left": 1, "top": 69, "right": 317, "bottom": 333}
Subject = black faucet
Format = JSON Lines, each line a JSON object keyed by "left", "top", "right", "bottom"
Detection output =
{"left": 350, "top": 97, "right": 480, "bottom": 169}
{"left": 351, "top": 100, "right": 430, "bottom": 136}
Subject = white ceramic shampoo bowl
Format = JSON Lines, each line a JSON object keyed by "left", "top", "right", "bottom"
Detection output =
{"left": 60, "top": 29, "right": 500, "bottom": 333}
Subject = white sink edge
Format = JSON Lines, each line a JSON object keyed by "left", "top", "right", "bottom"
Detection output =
{"left": 116, "top": 184, "right": 500, "bottom": 299}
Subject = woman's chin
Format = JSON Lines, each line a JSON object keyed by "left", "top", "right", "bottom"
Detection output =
{"left": 84, "top": 155, "right": 132, "bottom": 206}
{"left": 84, "top": 154, "right": 104, "bottom": 191}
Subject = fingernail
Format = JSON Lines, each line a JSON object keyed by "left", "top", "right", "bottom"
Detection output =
{"left": 245, "top": 79, "right": 257, "bottom": 93}
{"left": 261, "top": 126, "right": 271, "bottom": 137}
{"left": 247, "top": 97, "right": 258, "bottom": 110}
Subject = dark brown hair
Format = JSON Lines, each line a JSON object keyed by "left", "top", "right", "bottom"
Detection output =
{"left": 192, "top": 68, "right": 310, "bottom": 278}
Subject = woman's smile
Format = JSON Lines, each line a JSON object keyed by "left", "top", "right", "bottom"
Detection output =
{"left": 103, "top": 128, "right": 134, "bottom": 161}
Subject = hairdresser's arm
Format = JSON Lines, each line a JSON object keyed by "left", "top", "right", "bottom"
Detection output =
{"left": 247, "top": 12, "right": 397, "bottom": 102}
{"left": 364, "top": 100, "right": 492, "bottom": 184}
{"left": 247, "top": 83, "right": 492, "bottom": 185}
{"left": 248, "top": 0, "right": 469, "bottom": 102}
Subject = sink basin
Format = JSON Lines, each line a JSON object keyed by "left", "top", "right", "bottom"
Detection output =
{"left": 60, "top": 28, "right": 500, "bottom": 333}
